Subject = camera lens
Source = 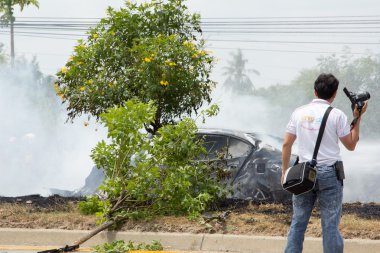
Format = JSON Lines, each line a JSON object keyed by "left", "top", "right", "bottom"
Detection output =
{"left": 357, "top": 91, "right": 370, "bottom": 101}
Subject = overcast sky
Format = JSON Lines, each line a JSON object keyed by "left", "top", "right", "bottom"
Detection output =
{"left": 2, "top": 0, "right": 380, "bottom": 87}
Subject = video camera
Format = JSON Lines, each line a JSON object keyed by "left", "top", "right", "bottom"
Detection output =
{"left": 343, "top": 87, "right": 370, "bottom": 112}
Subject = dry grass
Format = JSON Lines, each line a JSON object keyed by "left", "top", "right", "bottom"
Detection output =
{"left": 1, "top": 201, "right": 379, "bottom": 240}
{"left": 0, "top": 203, "right": 96, "bottom": 230}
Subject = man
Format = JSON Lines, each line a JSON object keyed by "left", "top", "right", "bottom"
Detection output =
{"left": 281, "top": 73, "right": 368, "bottom": 253}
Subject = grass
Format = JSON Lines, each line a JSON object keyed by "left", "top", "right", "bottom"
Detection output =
{"left": 1, "top": 201, "right": 379, "bottom": 240}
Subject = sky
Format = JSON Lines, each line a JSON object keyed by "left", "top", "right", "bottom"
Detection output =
{"left": 2, "top": 0, "right": 380, "bottom": 87}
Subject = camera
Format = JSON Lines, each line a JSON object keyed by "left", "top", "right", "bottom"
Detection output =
{"left": 343, "top": 87, "right": 370, "bottom": 111}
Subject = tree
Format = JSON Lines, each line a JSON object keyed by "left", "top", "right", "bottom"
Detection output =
{"left": 0, "top": 43, "right": 7, "bottom": 63}
{"left": 222, "top": 49, "right": 259, "bottom": 95}
{"left": 55, "top": 0, "right": 215, "bottom": 134}
{"left": 73, "top": 100, "right": 224, "bottom": 247}
{"left": 0, "top": 0, "right": 39, "bottom": 65}
{"left": 255, "top": 50, "right": 380, "bottom": 138}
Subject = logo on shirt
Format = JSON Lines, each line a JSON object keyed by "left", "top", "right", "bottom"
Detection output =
{"left": 301, "top": 116, "right": 315, "bottom": 122}
{"left": 301, "top": 116, "right": 322, "bottom": 131}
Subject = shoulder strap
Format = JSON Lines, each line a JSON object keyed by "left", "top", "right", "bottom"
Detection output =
{"left": 310, "top": 106, "right": 333, "bottom": 166}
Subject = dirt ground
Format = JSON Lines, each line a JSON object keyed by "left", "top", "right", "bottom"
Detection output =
{"left": 1, "top": 195, "right": 380, "bottom": 240}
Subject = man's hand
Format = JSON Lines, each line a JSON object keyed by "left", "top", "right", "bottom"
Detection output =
{"left": 353, "top": 101, "right": 368, "bottom": 118}
{"left": 340, "top": 101, "right": 368, "bottom": 151}
{"left": 282, "top": 133, "right": 296, "bottom": 184}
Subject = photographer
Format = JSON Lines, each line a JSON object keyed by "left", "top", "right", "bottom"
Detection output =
{"left": 281, "top": 73, "right": 368, "bottom": 253}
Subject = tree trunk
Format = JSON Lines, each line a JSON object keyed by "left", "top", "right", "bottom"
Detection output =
{"left": 10, "top": 17, "right": 14, "bottom": 66}
{"left": 8, "top": 2, "right": 15, "bottom": 67}
{"left": 73, "top": 220, "right": 116, "bottom": 246}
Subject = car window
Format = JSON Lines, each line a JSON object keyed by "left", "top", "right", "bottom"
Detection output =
{"left": 227, "top": 137, "right": 252, "bottom": 159}
{"left": 201, "top": 135, "right": 228, "bottom": 159}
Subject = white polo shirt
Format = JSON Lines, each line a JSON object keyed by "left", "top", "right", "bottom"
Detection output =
{"left": 286, "top": 99, "right": 351, "bottom": 166}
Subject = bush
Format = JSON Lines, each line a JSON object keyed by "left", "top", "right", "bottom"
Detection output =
{"left": 93, "top": 240, "right": 163, "bottom": 253}
{"left": 88, "top": 100, "right": 225, "bottom": 222}
{"left": 78, "top": 196, "right": 102, "bottom": 215}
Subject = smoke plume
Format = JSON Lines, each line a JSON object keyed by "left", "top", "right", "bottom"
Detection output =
{"left": 0, "top": 61, "right": 105, "bottom": 197}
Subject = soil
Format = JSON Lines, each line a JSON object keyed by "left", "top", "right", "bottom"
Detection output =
{"left": 1, "top": 195, "right": 380, "bottom": 240}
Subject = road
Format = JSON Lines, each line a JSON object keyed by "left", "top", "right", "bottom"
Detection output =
{"left": 0, "top": 246, "right": 91, "bottom": 253}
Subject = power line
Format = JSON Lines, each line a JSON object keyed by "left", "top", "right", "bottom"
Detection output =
{"left": 0, "top": 32, "right": 81, "bottom": 40}
{"left": 15, "top": 17, "right": 101, "bottom": 20}
{"left": 15, "top": 14, "right": 380, "bottom": 19}
{"left": 208, "top": 46, "right": 372, "bottom": 55}
{"left": 208, "top": 39, "right": 380, "bottom": 45}
{"left": 201, "top": 15, "right": 380, "bottom": 19}
{"left": 203, "top": 30, "right": 380, "bottom": 34}
{"left": 0, "top": 30, "right": 86, "bottom": 37}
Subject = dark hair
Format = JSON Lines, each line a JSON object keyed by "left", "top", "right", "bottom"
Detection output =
{"left": 314, "top": 73, "right": 339, "bottom": 100}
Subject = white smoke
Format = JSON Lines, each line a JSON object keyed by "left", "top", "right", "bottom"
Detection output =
{"left": 341, "top": 142, "right": 380, "bottom": 203}
{"left": 198, "top": 87, "right": 285, "bottom": 137}
{"left": 0, "top": 63, "right": 106, "bottom": 197}
{"left": 1, "top": 63, "right": 378, "bottom": 203}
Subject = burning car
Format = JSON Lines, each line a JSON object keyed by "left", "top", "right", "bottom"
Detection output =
{"left": 52, "top": 128, "right": 293, "bottom": 203}
{"left": 197, "top": 128, "right": 293, "bottom": 203}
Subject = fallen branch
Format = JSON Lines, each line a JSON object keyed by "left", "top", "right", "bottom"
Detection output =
{"left": 37, "top": 219, "right": 123, "bottom": 253}
{"left": 73, "top": 220, "right": 116, "bottom": 246}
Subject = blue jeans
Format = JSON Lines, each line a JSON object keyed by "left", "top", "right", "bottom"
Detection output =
{"left": 284, "top": 165, "right": 344, "bottom": 253}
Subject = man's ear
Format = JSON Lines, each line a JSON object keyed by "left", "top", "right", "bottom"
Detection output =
{"left": 314, "top": 89, "right": 318, "bottom": 98}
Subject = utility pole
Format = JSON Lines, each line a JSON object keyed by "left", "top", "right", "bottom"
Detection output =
{"left": 0, "top": 0, "right": 39, "bottom": 67}
{"left": 8, "top": 1, "right": 15, "bottom": 66}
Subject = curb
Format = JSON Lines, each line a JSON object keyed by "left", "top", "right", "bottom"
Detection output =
{"left": 0, "top": 229, "right": 380, "bottom": 253}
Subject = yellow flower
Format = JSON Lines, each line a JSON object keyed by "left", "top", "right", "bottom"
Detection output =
{"left": 192, "top": 53, "right": 198, "bottom": 58}
{"left": 86, "top": 80, "right": 93, "bottom": 85}
{"left": 78, "top": 44, "right": 86, "bottom": 49}
{"left": 151, "top": 53, "right": 155, "bottom": 57}
{"left": 165, "top": 60, "right": 177, "bottom": 66}
{"left": 80, "top": 87, "right": 85, "bottom": 91}
{"left": 60, "top": 67, "right": 68, "bottom": 73}
{"left": 110, "top": 31, "right": 116, "bottom": 36}
{"left": 183, "top": 40, "right": 195, "bottom": 48}
{"left": 92, "top": 33, "right": 99, "bottom": 39}
{"left": 68, "top": 56, "right": 74, "bottom": 62}
{"left": 160, "top": 80, "right": 169, "bottom": 86}
{"left": 144, "top": 57, "right": 152, "bottom": 63}
{"left": 53, "top": 83, "right": 59, "bottom": 93}
{"left": 77, "top": 61, "right": 83, "bottom": 65}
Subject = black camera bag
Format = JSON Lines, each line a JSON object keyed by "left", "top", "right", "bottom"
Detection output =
{"left": 283, "top": 106, "right": 333, "bottom": 195}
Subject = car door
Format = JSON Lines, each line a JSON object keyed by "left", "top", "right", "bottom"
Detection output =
{"left": 198, "top": 134, "right": 231, "bottom": 179}
{"left": 225, "top": 137, "right": 253, "bottom": 182}
{"left": 201, "top": 134, "right": 228, "bottom": 160}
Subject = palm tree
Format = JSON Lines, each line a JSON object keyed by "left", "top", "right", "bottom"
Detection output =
{"left": 0, "top": 43, "right": 7, "bottom": 63}
{"left": 0, "top": 0, "right": 39, "bottom": 65}
{"left": 222, "top": 49, "right": 260, "bottom": 95}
